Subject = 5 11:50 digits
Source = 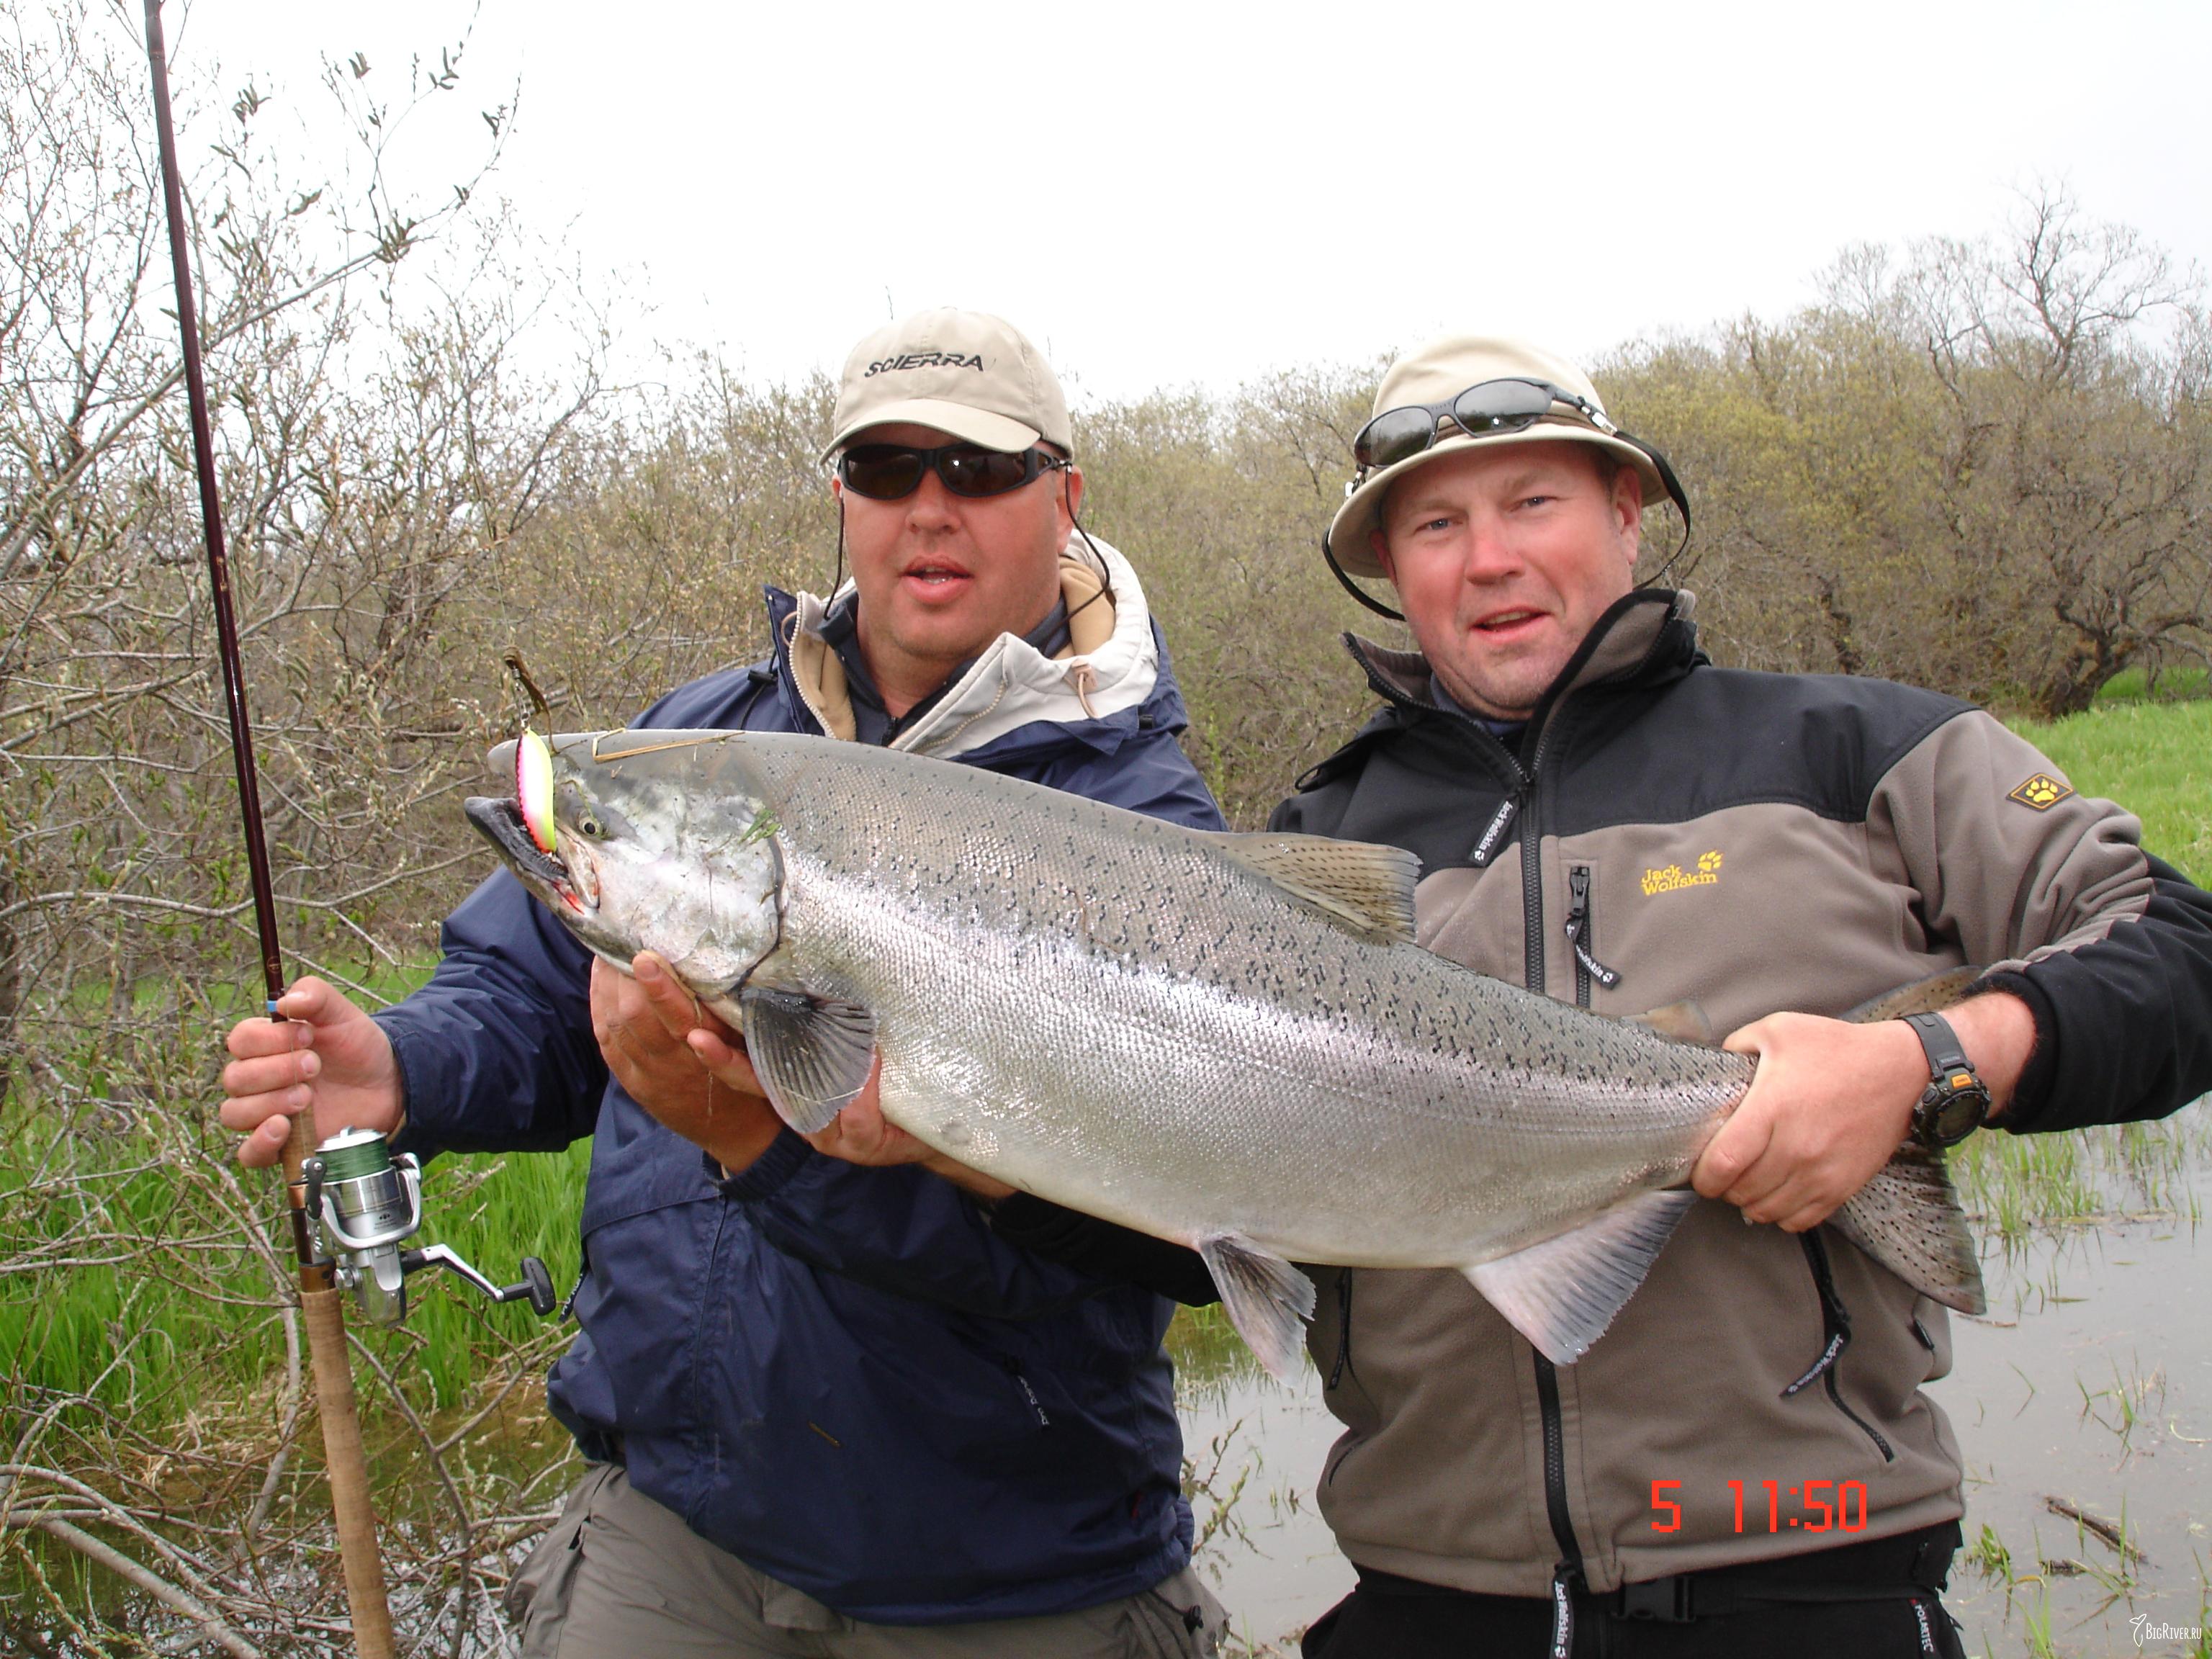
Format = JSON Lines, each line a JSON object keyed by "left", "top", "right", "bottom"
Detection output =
{"left": 1650, "top": 1479, "right": 1871, "bottom": 1534}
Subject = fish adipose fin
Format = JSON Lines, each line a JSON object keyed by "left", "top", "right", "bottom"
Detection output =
{"left": 1830, "top": 1143, "right": 1986, "bottom": 1316}
{"left": 1210, "top": 834, "right": 1421, "bottom": 945}
{"left": 1197, "top": 1233, "right": 1318, "bottom": 1382}
{"left": 1467, "top": 1190, "right": 1698, "bottom": 1366}
{"left": 739, "top": 986, "right": 878, "bottom": 1135}
{"left": 1844, "top": 966, "right": 1982, "bottom": 1023}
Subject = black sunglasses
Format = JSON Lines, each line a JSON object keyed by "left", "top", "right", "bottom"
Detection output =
{"left": 837, "top": 441, "right": 1069, "bottom": 501}
{"left": 1352, "top": 378, "right": 1618, "bottom": 478}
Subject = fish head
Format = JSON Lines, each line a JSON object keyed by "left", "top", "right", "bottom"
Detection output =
{"left": 466, "top": 730, "right": 782, "bottom": 998}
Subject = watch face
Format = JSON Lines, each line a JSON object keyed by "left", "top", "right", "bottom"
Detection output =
{"left": 1933, "top": 1088, "right": 1990, "bottom": 1143}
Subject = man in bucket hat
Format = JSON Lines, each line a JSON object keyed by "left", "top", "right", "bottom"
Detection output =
{"left": 1261, "top": 335, "right": 2212, "bottom": 1655}
{"left": 220, "top": 310, "right": 1231, "bottom": 1656}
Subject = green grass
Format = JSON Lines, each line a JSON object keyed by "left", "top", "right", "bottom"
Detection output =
{"left": 2092, "top": 663, "right": 2209, "bottom": 704}
{"left": 5, "top": 952, "right": 590, "bottom": 1423}
{"left": 1, "top": 1101, "right": 588, "bottom": 1420}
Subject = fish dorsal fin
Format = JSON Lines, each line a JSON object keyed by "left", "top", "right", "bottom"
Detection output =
{"left": 739, "top": 986, "right": 878, "bottom": 1136}
{"left": 1196, "top": 1233, "right": 1317, "bottom": 1382}
{"left": 1210, "top": 833, "right": 1420, "bottom": 945}
{"left": 1844, "top": 966, "right": 1982, "bottom": 1024}
{"left": 1831, "top": 1143, "right": 1986, "bottom": 1315}
{"left": 1625, "top": 999, "right": 1717, "bottom": 1046}
{"left": 1466, "top": 1190, "right": 1697, "bottom": 1365}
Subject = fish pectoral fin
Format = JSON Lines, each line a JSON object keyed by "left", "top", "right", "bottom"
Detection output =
{"left": 1831, "top": 1143, "right": 1986, "bottom": 1315}
{"left": 1196, "top": 1233, "right": 1316, "bottom": 1384}
{"left": 1624, "top": 999, "right": 1718, "bottom": 1046}
{"left": 1209, "top": 833, "right": 1420, "bottom": 945}
{"left": 1466, "top": 1190, "right": 1697, "bottom": 1366}
{"left": 738, "top": 986, "right": 878, "bottom": 1136}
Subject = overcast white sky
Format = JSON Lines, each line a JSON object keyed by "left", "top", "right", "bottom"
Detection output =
{"left": 163, "top": 0, "right": 2212, "bottom": 404}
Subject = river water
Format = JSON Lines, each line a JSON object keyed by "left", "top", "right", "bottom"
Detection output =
{"left": 1179, "top": 1112, "right": 2211, "bottom": 1658}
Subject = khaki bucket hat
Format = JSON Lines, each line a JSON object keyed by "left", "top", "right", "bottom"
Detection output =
{"left": 824, "top": 308, "right": 1073, "bottom": 459}
{"left": 1326, "top": 336, "right": 1673, "bottom": 579}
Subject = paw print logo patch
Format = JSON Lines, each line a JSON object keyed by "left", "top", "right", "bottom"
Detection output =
{"left": 2007, "top": 772, "right": 2074, "bottom": 811}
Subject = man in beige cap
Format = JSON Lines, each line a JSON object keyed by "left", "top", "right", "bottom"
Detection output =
{"left": 218, "top": 309, "right": 1230, "bottom": 1655}
{"left": 1259, "top": 336, "right": 2212, "bottom": 1655}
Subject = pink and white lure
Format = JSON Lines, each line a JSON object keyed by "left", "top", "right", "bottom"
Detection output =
{"left": 516, "top": 729, "right": 558, "bottom": 855}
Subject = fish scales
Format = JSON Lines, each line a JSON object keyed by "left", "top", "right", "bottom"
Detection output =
{"left": 467, "top": 729, "right": 1985, "bottom": 1377}
{"left": 699, "top": 739, "right": 1737, "bottom": 1261}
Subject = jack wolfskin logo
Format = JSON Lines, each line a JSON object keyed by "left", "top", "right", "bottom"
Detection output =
{"left": 1641, "top": 850, "right": 1723, "bottom": 896}
{"left": 865, "top": 351, "right": 985, "bottom": 376}
{"left": 2008, "top": 772, "right": 2073, "bottom": 811}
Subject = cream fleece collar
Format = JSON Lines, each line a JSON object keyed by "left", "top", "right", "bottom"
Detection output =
{"left": 780, "top": 534, "right": 1161, "bottom": 758}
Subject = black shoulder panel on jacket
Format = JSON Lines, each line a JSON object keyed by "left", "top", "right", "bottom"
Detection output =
{"left": 1267, "top": 665, "right": 1976, "bottom": 879}
{"left": 1545, "top": 668, "right": 1974, "bottom": 840}
{"left": 1270, "top": 711, "right": 1529, "bottom": 875}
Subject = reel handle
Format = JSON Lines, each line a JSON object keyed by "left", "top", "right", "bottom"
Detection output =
{"left": 398, "top": 1246, "right": 559, "bottom": 1317}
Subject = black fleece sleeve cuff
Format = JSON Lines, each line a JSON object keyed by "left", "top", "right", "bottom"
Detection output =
{"left": 1973, "top": 970, "right": 2061, "bottom": 1133}
{"left": 986, "top": 1195, "right": 1220, "bottom": 1306}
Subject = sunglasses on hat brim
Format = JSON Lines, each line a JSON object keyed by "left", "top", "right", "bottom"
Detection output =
{"left": 1352, "top": 377, "right": 1619, "bottom": 478}
{"left": 837, "top": 441, "right": 1069, "bottom": 501}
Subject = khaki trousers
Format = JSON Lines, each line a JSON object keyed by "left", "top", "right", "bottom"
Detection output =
{"left": 509, "top": 1465, "right": 1228, "bottom": 1658}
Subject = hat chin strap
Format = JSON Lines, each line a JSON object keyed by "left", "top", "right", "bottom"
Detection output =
{"left": 1319, "top": 531, "right": 1405, "bottom": 621}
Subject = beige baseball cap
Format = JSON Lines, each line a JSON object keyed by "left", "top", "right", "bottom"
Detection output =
{"left": 1327, "top": 336, "right": 1670, "bottom": 578}
{"left": 824, "top": 308, "right": 1073, "bottom": 459}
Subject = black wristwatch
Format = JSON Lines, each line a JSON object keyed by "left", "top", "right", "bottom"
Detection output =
{"left": 1899, "top": 1012, "right": 1992, "bottom": 1148}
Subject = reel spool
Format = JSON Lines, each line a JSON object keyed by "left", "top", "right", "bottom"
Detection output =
{"left": 302, "top": 1126, "right": 557, "bottom": 1328}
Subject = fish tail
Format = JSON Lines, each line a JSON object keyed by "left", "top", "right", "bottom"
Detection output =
{"left": 1831, "top": 1143, "right": 1985, "bottom": 1315}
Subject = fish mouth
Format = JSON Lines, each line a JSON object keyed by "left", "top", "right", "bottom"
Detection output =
{"left": 464, "top": 796, "right": 590, "bottom": 910}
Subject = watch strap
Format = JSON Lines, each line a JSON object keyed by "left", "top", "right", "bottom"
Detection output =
{"left": 1900, "top": 1012, "right": 1972, "bottom": 1083}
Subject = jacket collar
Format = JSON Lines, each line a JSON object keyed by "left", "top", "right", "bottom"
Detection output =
{"left": 1319, "top": 589, "right": 1703, "bottom": 781}
{"left": 1346, "top": 589, "right": 1698, "bottom": 714}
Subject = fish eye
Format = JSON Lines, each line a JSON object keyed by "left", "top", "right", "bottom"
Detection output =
{"left": 557, "top": 783, "right": 611, "bottom": 840}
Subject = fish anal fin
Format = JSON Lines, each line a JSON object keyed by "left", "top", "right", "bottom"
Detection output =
{"left": 1626, "top": 999, "right": 1717, "bottom": 1046}
{"left": 1832, "top": 1144, "right": 1986, "bottom": 1315}
{"left": 1197, "top": 1233, "right": 1317, "bottom": 1382}
{"left": 738, "top": 986, "right": 878, "bottom": 1136}
{"left": 1844, "top": 966, "right": 1982, "bottom": 1024}
{"left": 1211, "top": 833, "right": 1420, "bottom": 945}
{"left": 1467, "top": 1190, "right": 1697, "bottom": 1365}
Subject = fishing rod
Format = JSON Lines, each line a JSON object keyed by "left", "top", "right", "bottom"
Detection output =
{"left": 140, "top": 4, "right": 397, "bottom": 1650}
{"left": 141, "top": 7, "right": 552, "bottom": 1651}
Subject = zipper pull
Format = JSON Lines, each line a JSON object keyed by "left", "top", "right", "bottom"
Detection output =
{"left": 1563, "top": 867, "right": 1621, "bottom": 989}
{"left": 1469, "top": 795, "right": 1519, "bottom": 867}
{"left": 1547, "top": 1560, "right": 1579, "bottom": 1659}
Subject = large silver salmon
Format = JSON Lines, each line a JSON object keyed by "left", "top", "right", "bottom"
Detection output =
{"left": 465, "top": 729, "right": 1984, "bottom": 1378}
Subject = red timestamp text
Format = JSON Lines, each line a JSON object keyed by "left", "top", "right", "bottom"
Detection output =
{"left": 1648, "top": 1478, "right": 1871, "bottom": 1534}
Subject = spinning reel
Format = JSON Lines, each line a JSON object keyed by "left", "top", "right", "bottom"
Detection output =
{"left": 300, "top": 1127, "right": 557, "bottom": 1328}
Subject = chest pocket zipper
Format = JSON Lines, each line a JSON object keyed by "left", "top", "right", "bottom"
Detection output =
{"left": 1564, "top": 865, "right": 1621, "bottom": 1004}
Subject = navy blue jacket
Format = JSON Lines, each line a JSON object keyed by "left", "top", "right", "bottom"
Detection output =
{"left": 379, "top": 587, "right": 1226, "bottom": 1622}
